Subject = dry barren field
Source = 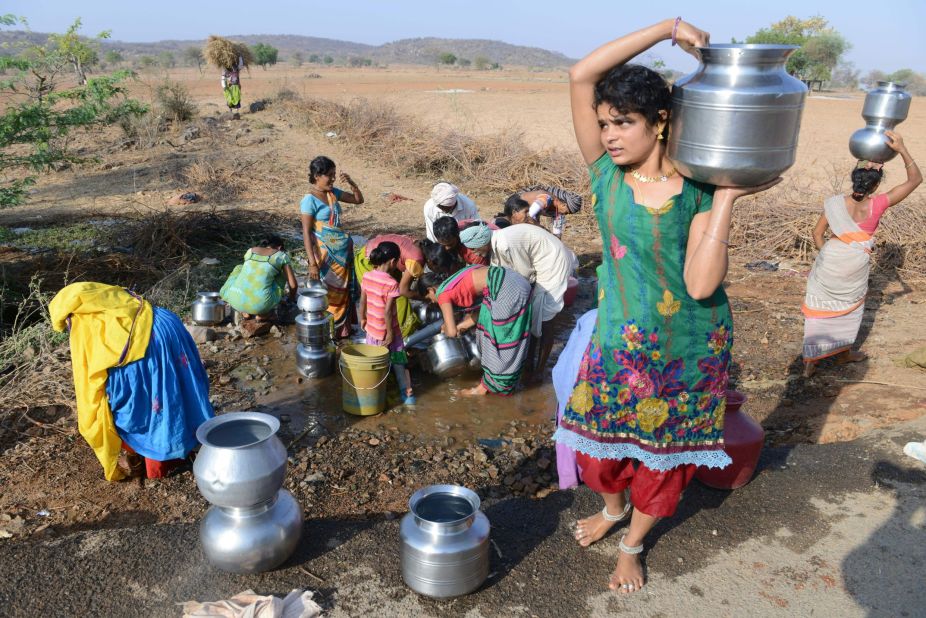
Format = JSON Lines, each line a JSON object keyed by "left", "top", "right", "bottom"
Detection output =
{"left": 1, "top": 64, "right": 924, "bottom": 544}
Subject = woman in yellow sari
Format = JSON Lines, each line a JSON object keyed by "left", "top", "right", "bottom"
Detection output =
{"left": 300, "top": 156, "right": 364, "bottom": 339}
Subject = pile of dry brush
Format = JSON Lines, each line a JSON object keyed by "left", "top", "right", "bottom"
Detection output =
{"left": 281, "top": 94, "right": 926, "bottom": 272}
{"left": 204, "top": 35, "right": 255, "bottom": 69}
{"left": 280, "top": 96, "right": 590, "bottom": 199}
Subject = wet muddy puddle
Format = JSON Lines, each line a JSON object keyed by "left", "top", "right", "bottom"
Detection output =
{"left": 229, "top": 275, "right": 597, "bottom": 444}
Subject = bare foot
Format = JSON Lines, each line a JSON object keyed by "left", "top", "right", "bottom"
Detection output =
{"left": 802, "top": 361, "right": 816, "bottom": 378}
{"left": 609, "top": 549, "right": 645, "bottom": 594}
{"left": 574, "top": 501, "right": 629, "bottom": 547}
{"left": 836, "top": 350, "right": 867, "bottom": 364}
{"left": 460, "top": 384, "right": 488, "bottom": 396}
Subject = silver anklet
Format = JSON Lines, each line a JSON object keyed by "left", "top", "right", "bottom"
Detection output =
{"left": 619, "top": 535, "right": 644, "bottom": 555}
{"left": 601, "top": 502, "right": 632, "bottom": 522}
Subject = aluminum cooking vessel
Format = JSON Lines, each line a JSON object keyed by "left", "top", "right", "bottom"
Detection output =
{"left": 296, "top": 342, "right": 336, "bottom": 378}
{"left": 200, "top": 489, "right": 303, "bottom": 574}
{"left": 193, "top": 412, "right": 287, "bottom": 508}
{"left": 849, "top": 81, "right": 911, "bottom": 162}
{"left": 192, "top": 291, "right": 226, "bottom": 326}
{"left": 401, "top": 484, "right": 490, "bottom": 598}
{"left": 426, "top": 333, "right": 468, "bottom": 377}
{"left": 668, "top": 44, "right": 807, "bottom": 187}
{"left": 461, "top": 330, "right": 481, "bottom": 370}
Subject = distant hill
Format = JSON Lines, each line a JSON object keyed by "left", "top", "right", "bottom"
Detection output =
{"left": 0, "top": 31, "right": 575, "bottom": 68}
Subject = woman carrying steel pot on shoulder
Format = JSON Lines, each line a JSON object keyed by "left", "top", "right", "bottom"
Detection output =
{"left": 553, "top": 18, "right": 780, "bottom": 595}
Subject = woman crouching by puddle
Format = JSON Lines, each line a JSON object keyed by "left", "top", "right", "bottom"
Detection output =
{"left": 220, "top": 234, "right": 298, "bottom": 321}
{"left": 417, "top": 234, "right": 534, "bottom": 397}
{"left": 553, "top": 18, "right": 780, "bottom": 594}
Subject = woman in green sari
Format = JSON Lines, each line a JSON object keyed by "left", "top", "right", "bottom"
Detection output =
{"left": 553, "top": 18, "right": 780, "bottom": 594}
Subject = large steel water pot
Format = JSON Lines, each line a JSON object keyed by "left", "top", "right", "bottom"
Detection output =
{"left": 668, "top": 44, "right": 807, "bottom": 187}
{"left": 295, "top": 311, "right": 333, "bottom": 346}
{"left": 296, "top": 342, "right": 336, "bottom": 378}
{"left": 296, "top": 289, "right": 328, "bottom": 314}
{"left": 849, "top": 81, "right": 912, "bottom": 163}
{"left": 192, "top": 291, "right": 226, "bottom": 326}
{"left": 200, "top": 489, "right": 303, "bottom": 574}
{"left": 426, "top": 333, "right": 468, "bottom": 377}
{"left": 401, "top": 484, "right": 490, "bottom": 598}
{"left": 193, "top": 412, "right": 287, "bottom": 508}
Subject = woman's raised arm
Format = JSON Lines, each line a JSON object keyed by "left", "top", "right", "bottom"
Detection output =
{"left": 570, "top": 19, "right": 708, "bottom": 165}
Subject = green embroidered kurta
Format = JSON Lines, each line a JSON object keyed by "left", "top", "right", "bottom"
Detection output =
{"left": 554, "top": 152, "right": 733, "bottom": 471}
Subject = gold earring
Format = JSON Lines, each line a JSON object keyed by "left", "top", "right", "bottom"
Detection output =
{"left": 657, "top": 133, "right": 664, "bottom": 141}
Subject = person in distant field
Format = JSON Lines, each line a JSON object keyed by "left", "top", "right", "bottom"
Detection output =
{"left": 220, "top": 234, "right": 298, "bottom": 321}
{"left": 423, "top": 182, "right": 479, "bottom": 241}
{"left": 300, "top": 155, "right": 364, "bottom": 339}
{"left": 359, "top": 242, "right": 416, "bottom": 405}
{"left": 509, "top": 186, "right": 583, "bottom": 238}
{"left": 222, "top": 55, "right": 245, "bottom": 119}
{"left": 433, "top": 216, "right": 489, "bottom": 267}
{"left": 801, "top": 132, "right": 921, "bottom": 377}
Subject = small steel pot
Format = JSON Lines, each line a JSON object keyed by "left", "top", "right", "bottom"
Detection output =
{"left": 401, "top": 484, "right": 490, "bottom": 598}
{"left": 192, "top": 291, "right": 226, "bottom": 326}
{"left": 426, "top": 333, "right": 467, "bottom": 377}
{"left": 461, "top": 330, "right": 481, "bottom": 370}
{"left": 193, "top": 412, "right": 287, "bottom": 508}
{"left": 297, "top": 290, "right": 328, "bottom": 313}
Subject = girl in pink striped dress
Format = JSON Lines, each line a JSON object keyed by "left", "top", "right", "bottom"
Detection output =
{"left": 358, "top": 241, "right": 416, "bottom": 405}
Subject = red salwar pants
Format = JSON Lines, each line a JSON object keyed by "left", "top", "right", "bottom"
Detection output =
{"left": 575, "top": 452, "right": 696, "bottom": 518}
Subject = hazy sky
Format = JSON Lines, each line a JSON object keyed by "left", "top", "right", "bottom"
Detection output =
{"left": 6, "top": 0, "right": 925, "bottom": 74}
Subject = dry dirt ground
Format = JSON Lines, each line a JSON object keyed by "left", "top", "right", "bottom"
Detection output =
{"left": 0, "top": 65, "right": 924, "bottom": 616}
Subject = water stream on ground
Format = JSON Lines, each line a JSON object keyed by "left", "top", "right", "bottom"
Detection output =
{"left": 229, "top": 277, "right": 596, "bottom": 443}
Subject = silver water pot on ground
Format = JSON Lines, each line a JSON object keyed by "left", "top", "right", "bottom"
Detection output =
{"left": 194, "top": 412, "right": 287, "bottom": 508}
{"left": 295, "top": 311, "right": 334, "bottom": 346}
{"left": 849, "top": 81, "right": 912, "bottom": 163}
{"left": 296, "top": 342, "right": 336, "bottom": 378}
{"left": 194, "top": 411, "right": 302, "bottom": 573}
{"left": 426, "top": 333, "right": 468, "bottom": 377}
{"left": 200, "top": 489, "right": 303, "bottom": 574}
{"left": 668, "top": 44, "right": 807, "bottom": 187}
{"left": 401, "top": 484, "right": 490, "bottom": 598}
{"left": 192, "top": 291, "right": 227, "bottom": 326}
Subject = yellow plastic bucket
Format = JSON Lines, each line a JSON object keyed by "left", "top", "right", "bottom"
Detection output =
{"left": 339, "top": 344, "right": 391, "bottom": 416}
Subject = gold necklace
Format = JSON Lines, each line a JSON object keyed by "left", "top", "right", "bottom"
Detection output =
{"left": 629, "top": 174, "right": 676, "bottom": 216}
{"left": 629, "top": 166, "right": 677, "bottom": 183}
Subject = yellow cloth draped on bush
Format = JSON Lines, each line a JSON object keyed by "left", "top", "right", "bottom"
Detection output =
{"left": 49, "top": 282, "right": 153, "bottom": 481}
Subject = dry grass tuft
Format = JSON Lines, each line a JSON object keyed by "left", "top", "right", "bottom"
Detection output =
{"left": 117, "top": 207, "right": 289, "bottom": 265}
{"left": 280, "top": 97, "right": 590, "bottom": 199}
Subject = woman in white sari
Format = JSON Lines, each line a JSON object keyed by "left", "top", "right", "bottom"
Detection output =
{"left": 802, "top": 131, "right": 921, "bottom": 377}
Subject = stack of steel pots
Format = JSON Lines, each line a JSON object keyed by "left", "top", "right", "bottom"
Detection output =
{"left": 849, "top": 81, "right": 911, "bottom": 163}
{"left": 193, "top": 412, "right": 303, "bottom": 574}
{"left": 295, "top": 282, "right": 336, "bottom": 378}
{"left": 401, "top": 484, "right": 490, "bottom": 598}
{"left": 192, "top": 291, "right": 227, "bottom": 326}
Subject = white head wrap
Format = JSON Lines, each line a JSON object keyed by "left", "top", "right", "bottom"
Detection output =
{"left": 431, "top": 182, "right": 459, "bottom": 208}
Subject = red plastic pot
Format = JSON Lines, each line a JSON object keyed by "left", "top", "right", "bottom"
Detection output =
{"left": 563, "top": 276, "right": 579, "bottom": 307}
{"left": 695, "top": 390, "right": 764, "bottom": 490}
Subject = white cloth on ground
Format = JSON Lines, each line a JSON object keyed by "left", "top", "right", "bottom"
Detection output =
{"left": 490, "top": 224, "right": 575, "bottom": 336}
{"left": 181, "top": 589, "right": 322, "bottom": 618}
